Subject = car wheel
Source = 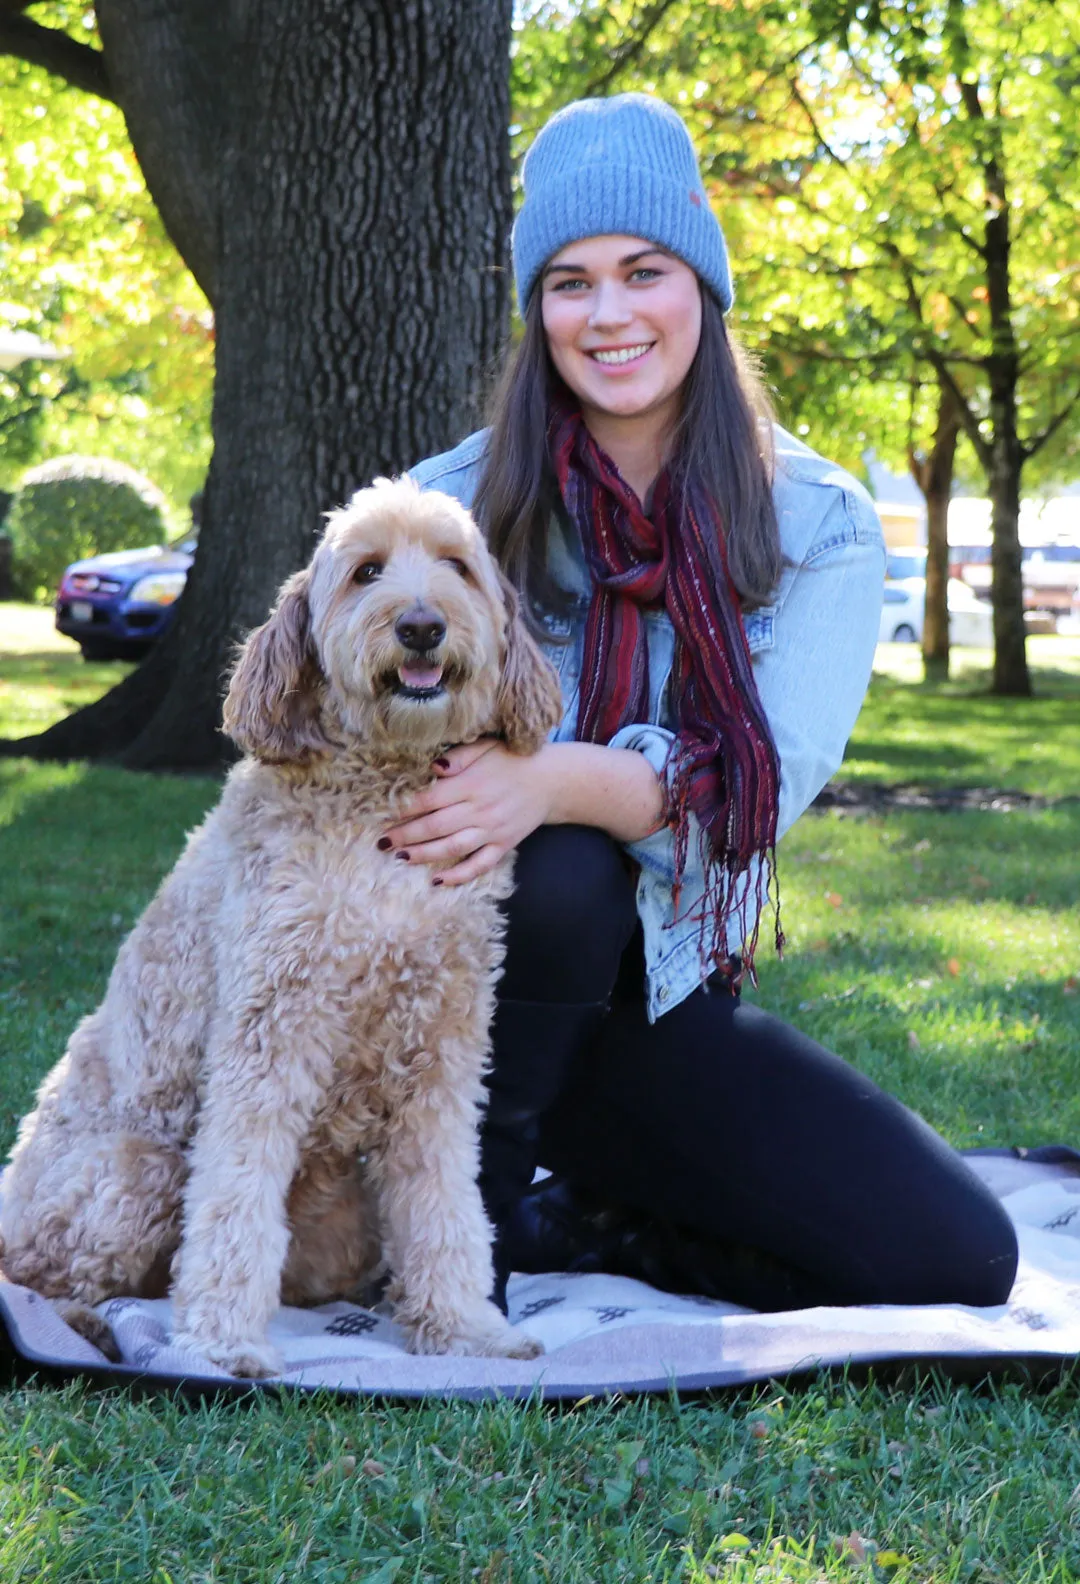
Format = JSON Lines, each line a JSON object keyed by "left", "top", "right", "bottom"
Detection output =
{"left": 892, "top": 623, "right": 917, "bottom": 644}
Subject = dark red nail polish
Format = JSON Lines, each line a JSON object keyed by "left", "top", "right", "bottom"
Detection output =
{"left": 396, "top": 849, "right": 410, "bottom": 861}
{"left": 434, "top": 757, "right": 450, "bottom": 771}
{"left": 432, "top": 877, "right": 443, "bottom": 886}
{"left": 377, "top": 836, "right": 392, "bottom": 851}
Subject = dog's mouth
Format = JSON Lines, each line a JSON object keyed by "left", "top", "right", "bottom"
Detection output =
{"left": 388, "top": 656, "right": 458, "bottom": 702}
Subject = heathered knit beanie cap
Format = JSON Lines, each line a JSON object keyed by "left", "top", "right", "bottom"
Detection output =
{"left": 512, "top": 93, "right": 733, "bottom": 314}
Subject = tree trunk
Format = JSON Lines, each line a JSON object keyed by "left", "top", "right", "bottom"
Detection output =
{"left": 2, "top": 0, "right": 513, "bottom": 770}
{"left": 910, "top": 382, "right": 961, "bottom": 684}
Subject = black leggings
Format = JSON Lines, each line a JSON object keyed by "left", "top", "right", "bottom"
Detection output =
{"left": 495, "top": 825, "right": 1019, "bottom": 1309}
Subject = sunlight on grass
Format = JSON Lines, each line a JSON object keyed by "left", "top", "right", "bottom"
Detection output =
{"left": 0, "top": 602, "right": 135, "bottom": 738}
{"left": 846, "top": 636, "right": 1080, "bottom": 798}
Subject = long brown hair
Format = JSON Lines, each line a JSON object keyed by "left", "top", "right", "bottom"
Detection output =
{"left": 472, "top": 285, "right": 782, "bottom": 637}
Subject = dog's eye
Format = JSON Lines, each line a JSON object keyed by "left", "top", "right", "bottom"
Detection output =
{"left": 443, "top": 557, "right": 470, "bottom": 579}
{"left": 353, "top": 560, "right": 383, "bottom": 585}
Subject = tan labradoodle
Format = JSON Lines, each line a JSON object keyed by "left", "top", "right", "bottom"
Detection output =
{"left": 0, "top": 477, "right": 562, "bottom": 1377}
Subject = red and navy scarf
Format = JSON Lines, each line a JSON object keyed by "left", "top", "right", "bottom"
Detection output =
{"left": 549, "top": 400, "right": 784, "bottom": 984}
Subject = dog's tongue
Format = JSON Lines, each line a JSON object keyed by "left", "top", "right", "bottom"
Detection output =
{"left": 398, "top": 661, "right": 444, "bottom": 690}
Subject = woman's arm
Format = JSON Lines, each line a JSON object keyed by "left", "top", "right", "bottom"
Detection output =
{"left": 380, "top": 738, "right": 664, "bottom": 886}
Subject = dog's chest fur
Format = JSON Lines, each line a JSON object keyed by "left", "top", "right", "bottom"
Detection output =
{"left": 199, "top": 759, "right": 513, "bottom": 1129}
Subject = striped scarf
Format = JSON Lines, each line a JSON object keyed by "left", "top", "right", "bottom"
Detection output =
{"left": 550, "top": 401, "right": 783, "bottom": 984}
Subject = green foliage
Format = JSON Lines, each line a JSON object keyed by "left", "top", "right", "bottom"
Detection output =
{"left": 0, "top": 37, "right": 213, "bottom": 511}
{"left": 513, "top": 0, "right": 1080, "bottom": 487}
{"left": 6, "top": 455, "right": 167, "bottom": 601}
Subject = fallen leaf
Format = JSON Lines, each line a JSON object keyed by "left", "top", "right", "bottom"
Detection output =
{"left": 833, "top": 1532, "right": 875, "bottom": 1564}
{"left": 912, "top": 839, "right": 931, "bottom": 853}
{"left": 947, "top": 957, "right": 961, "bottom": 976}
{"left": 748, "top": 1419, "right": 770, "bottom": 1440}
{"left": 361, "top": 1458, "right": 386, "bottom": 1478}
{"left": 825, "top": 891, "right": 843, "bottom": 908}
{"left": 317, "top": 1454, "right": 357, "bottom": 1480}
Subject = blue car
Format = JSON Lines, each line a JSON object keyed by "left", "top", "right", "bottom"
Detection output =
{"left": 55, "top": 536, "right": 196, "bottom": 661}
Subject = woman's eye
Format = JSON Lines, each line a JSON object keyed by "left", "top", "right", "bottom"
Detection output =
{"left": 551, "top": 277, "right": 589, "bottom": 292}
{"left": 443, "top": 557, "right": 470, "bottom": 579}
{"left": 353, "top": 560, "right": 383, "bottom": 584}
{"left": 630, "top": 267, "right": 661, "bottom": 282}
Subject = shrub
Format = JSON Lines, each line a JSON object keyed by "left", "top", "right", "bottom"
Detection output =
{"left": 7, "top": 456, "right": 168, "bottom": 601}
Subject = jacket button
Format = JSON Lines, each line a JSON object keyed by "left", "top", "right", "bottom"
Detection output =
{"left": 658, "top": 986, "right": 670, "bottom": 1003}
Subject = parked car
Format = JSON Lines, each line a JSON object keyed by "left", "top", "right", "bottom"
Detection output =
{"left": 55, "top": 536, "right": 195, "bottom": 660}
{"left": 879, "top": 576, "right": 994, "bottom": 647}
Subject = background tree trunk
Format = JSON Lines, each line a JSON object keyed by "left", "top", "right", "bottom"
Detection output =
{"left": 910, "top": 383, "right": 961, "bottom": 684}
{"left": 4, "top": 0, "right": 513, "bottom": 771}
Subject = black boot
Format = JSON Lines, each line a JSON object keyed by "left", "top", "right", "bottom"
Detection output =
{"left": 478, "top": 998, "right": 607, "bottom": 1312}
{"left": 501, "top": 1177, "right": 840, "bottom": 1314}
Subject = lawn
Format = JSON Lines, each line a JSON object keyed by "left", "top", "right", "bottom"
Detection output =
{"left": 1, "top": 609, "right": 1080, "bottom": 1582}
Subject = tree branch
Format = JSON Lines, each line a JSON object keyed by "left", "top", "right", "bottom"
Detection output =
{"left": 581, "top": 0, "right": 680, "bottom": 97}
{"left": 1022, "top": 381, "right": 1080, "bottom": 462}
{"left": 0, "top": 8, "right": 115, "bottom": 101}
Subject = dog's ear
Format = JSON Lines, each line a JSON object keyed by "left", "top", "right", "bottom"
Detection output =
{"left": 494, "top": 572, "right": 564, "bottom": 755}
{"left": 222, "top": 569, "right": 332, "bottom": 763}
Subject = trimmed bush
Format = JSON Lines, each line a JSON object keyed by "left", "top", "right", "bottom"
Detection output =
{"left": 7, "top": 456, "right": 168, "bottom": 601}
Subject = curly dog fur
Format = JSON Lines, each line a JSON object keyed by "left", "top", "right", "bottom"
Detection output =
{"left": 0, "top": 478, "right": 562, "bottom": 1377}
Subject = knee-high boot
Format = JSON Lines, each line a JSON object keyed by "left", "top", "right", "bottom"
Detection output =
{"left": 478, "top": 997, "right": 607, "bottom": 1312}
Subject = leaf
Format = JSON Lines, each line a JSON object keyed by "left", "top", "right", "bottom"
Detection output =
{"left": 825, "top": 891, "right": 844, "bottom": 908}
{"left": 947, "top": 957, "right": 962, "bottom": 976}
{"left": 717, "top": 1532, "right": 752, "bottom": 1550}
{"left": 603, "top": 1476, "right": 633, "bottom": 1509}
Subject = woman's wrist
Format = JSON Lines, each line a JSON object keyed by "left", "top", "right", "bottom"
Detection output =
{"left": 537, "top": 741, "right": 666, "bottom": 843}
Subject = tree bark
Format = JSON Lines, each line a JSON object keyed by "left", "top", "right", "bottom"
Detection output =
{"left": 958, "top": 74, "right": 1030, "bottom": 697}
{"left": 909, "top": 382, "right": 961, "bottom": 684}
{"left": 2, "top": 0, "right": 513, "bottom": 770}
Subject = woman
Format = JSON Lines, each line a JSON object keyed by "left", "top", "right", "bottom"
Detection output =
{"left": 390, "top": 93, "right": 1018, "bottom": 1314}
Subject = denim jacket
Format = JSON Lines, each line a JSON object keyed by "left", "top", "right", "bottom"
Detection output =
{"left": 409, "top": 426, "right": 885, "bottom": 1021}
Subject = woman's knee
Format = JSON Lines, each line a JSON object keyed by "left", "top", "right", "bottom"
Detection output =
{"left": 913, "top": 1186, "right": 1019, "bottom": 1308}
{"left": 500, "top": 825, "right": 638, "bottom": 1004}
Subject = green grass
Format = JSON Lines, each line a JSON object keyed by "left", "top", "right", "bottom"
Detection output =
{"left": 0, "top": 603, "right": 134, "bottom": 740}
{"left": 2, "top": 613, "right": 1080, "bottom": 1581}
{"left": 853, "top": 639, "right": 1080, "bottom": 799}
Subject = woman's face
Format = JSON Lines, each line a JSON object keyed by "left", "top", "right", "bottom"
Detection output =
{"left": 539, "top": 234, "right": 702, "bottom": 430}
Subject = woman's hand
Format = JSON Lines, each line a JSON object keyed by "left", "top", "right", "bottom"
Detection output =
{"left": 381, "top": 739, "right": 666, "bottom": 885}
{"left": 380, "top": 739, "right": 556, "bottom": 885}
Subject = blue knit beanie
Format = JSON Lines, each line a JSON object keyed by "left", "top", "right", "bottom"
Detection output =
{"left": 512, "top": 93, "right": 733, "bottom": 315}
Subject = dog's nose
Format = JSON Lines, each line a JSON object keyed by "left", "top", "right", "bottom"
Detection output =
{"left": 394, "top": 607, "right": 446, "bottom": 652}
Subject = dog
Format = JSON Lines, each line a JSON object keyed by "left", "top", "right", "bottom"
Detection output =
{"left": 0, "top": 477, "right": 563, "bottom": 1377}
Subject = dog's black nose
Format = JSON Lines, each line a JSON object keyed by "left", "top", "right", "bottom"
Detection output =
{"left": 395, "top": 608, "right": 446, "bottom": 652}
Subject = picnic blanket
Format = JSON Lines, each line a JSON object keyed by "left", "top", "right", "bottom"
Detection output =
{"left": 2, "top": 1148, "right": 1079, "bottom": 1400}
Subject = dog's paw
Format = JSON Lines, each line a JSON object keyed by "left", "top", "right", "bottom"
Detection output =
{"left": 171, "top": 1330, "right": 283, "bottom": 1380}
{"left": 55, "top": 1301, "right": 123, "bottom": 1363}
{"left": 405, "top": 1303, "right": 544, "bottom": 1360}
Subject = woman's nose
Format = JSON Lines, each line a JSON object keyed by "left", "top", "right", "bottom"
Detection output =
{"left": 587, "top": 280, "right": 633, "bottom": 329}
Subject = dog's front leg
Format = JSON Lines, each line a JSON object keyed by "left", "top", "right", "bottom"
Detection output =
{"left": 170, "top": 1022, "right": 329, "bottom": 1379}
{"left": 374, "top": 1081, "right": 543, "bottom": 1360}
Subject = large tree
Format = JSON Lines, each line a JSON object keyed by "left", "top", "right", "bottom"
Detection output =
{"left": 0, "top": 0, "right": 513, "bottom": 769}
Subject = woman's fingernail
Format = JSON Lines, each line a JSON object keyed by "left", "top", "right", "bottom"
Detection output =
{"left": 432, "top": 877, "right": 443, "bottom": 887}
{"left": 376, "top": 836, "right": 392, "bottom": 851}
{"left": 434, "top": 757, "right": 450, "bottom": 771}
{"left": 396, "top": 850, "right": 411, "bottom": 861}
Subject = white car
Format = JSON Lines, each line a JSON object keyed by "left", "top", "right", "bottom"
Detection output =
{"left": 879, "top": 576, "right": 994, "bottom": 647}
